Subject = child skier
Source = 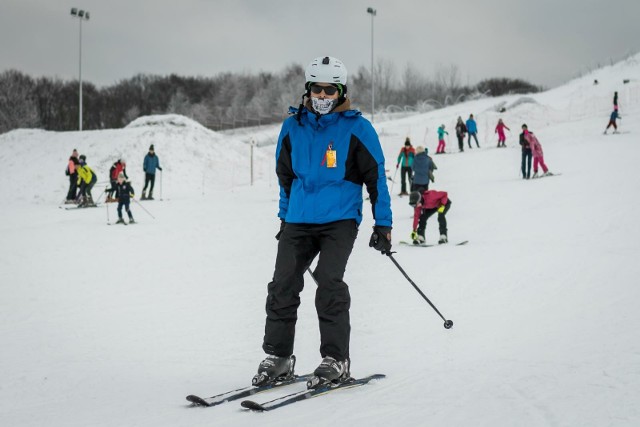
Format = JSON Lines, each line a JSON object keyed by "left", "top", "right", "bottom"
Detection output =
{"left": 114, "top": 172, "right": 135, "bottom": 224}
{"left": 76, "top": 155, "right": 98, "bottom": 207}
{"left": 604, "top": 110, "right": 620, "bottom": 134}
{"left": 466, "top": 114, "right": 480, "bottom": 148}
{"left": 436, "top": 125, "right": 448, "bottom": 154}
{"left": 410, "top": 189, "right": 452, "bottom": 245}
{"left": 495, "top": 119, "right": 510, "bottom": 147}
{"left": 523, "top": 128, "right": 553, "bottom": 178}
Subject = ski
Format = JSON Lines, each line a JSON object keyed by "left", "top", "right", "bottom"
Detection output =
{"left": 241, "top": 374, "right": 385, "bottom": 412}
{"left": 186, "top": 373, "right": 314, "bottom": 408}
{"left": 530, "top": 173, "right": 562, "bottom": 180}
{"left": 62, "top": 204, "right": 100, "bottom": 210}
{"left": 400, "top": 240, "right": 468, "bottom": 247}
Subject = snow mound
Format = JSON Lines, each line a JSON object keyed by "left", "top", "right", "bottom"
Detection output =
{"left": 125, "top": 114, "right": 209, "bottom": 131}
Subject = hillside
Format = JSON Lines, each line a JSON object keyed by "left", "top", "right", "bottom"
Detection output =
{"left": 1, "top": 55, "right": 639, "bottom": 427}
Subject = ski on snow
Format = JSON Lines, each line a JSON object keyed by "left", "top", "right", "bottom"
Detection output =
{"left": 241, "top": 374, "right": 385, "bottom": 412}
{"left": 186, "top": 374, "right": 314, "bottom": 408}
{"left": 399, "top": 240, "right": 469, "bottom": 247}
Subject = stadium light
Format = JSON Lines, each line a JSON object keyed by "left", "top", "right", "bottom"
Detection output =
{"left": 70, "top": 8, "right": 90, "bottom": 131}
{"left": 366, "top": 7, "right": 377, "bottom": 123}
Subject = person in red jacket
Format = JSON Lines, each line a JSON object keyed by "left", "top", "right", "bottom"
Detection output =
{"left": 410, "top": 189, "right": 452, "bottom": 245}
{"left": 107, "top": 159, "right": 128, "bottom": 202}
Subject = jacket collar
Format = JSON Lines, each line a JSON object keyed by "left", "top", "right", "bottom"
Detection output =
{"left": 289, "top": 98, "right": 361, "bottom": 128}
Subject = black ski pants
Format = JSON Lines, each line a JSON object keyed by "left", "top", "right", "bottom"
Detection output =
{"left": 457, "top": 135, "right": 465, "bottom": 151}
{"left": 262, "top": 220, "right": 358, "bottom": 361}
{"left": 417, "top": 200, "right": 451, "bottom": 238}
{"left": 400, "top": 166, "right": 412, "bottom": 193}
{"left": 468, "top": 132, "right": 480, "bottom": 148}
{"left": 143, "top": 173, "right": 156, "bottom": 194}
{"left": 117, "top": 199, "right": 133, "bottom": 219}
{"left": 521, "top": 149, "right": 532, "bottom": 179}
{"left": 67, "top": 173, "right": 78, "bottom": 200}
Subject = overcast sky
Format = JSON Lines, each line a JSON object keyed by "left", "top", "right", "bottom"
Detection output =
{"left": 2, "top": 0, "right": 640, "bottom": 89}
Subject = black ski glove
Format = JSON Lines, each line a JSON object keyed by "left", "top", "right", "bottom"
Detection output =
{"left": 275, "top": 219, "right": 286, "bottom": 240}
{"left": 158, "top": 167, "right": 163, "bottom": 171}
{"left": 369, "top": 226, "right": 392, "bottom": 255}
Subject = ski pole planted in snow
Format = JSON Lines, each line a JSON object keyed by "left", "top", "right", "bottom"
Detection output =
{"left": 389, "top": 166, "right": 399, "bottom": 195}
{"left": 386, "top": 253, "right": 453, "bottom": 329}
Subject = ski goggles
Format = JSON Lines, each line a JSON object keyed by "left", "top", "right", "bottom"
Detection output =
{"left": 309, "top": 84, "right": 340, "bottom": 96}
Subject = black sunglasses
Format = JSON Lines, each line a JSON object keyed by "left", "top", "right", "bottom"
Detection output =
{"left": 310, "top": 84, "right": 339, "bottom": 96}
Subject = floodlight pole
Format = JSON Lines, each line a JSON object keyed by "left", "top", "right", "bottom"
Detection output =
{"left": 71, "top": 8, "right": 90, "bottom": 131}
{"left": 366, "top": 7, "right": 377, "bottom": 123}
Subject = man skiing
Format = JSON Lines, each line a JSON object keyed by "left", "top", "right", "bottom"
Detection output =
{"left": 410, "top": 145, "right": 436, "bottom": 194}
{"left": 253, "top": 56, "right": 393, "bottom": 390}
{"left": 466, "top": 114, "right": 480, "bottom": 148}
{"left": 395, "top": 137, "right": 415, "bottom": 196}
{"left": 519, "top": 124, "right": 533, "bottom": 179}
{"left": 410, "top": 189, "right": 452, "bottom": 245}
{"left": 142, "top": 145, "right": 162, "bottom": 200}
{"left": 455, "top": 117, "right": 467, "bottom": 152}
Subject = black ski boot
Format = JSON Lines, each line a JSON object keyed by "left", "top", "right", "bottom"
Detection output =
{"left": 307, "top": 357, "right": 351, "bottom": 389}
{"left": 252, "top": 355, "right": 296, "bottom": 386}
{"left": 116, "top": 218, "right": 125, "bottom": 224}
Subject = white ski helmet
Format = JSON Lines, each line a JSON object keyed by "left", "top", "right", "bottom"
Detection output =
{"left": 305, "top": 56, "right": 348, "bottom": 85}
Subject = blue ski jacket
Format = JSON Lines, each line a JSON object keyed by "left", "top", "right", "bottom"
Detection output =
{"left": 276, "top": 100, "right": 392, "bottom": 227}
{"left": 466, "top": 118, "right": 478, "bottom": 134}
{"left": 143, "top": 153, "right": 161, "bottom": 175}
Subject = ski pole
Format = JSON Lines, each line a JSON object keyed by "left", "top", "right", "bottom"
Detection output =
{"left": 386, "top": 253, "right": 453, "bottom": 329}
{"left": 106, "top": 198, "right": 110, "bottom": 223}
{"left": 133, "top": 198, "right": 156, "bottom": 219}
{"left": 159, "top": 170, "right": 163, "bottom": 201}
{"left": 389, "top": 166, "right": 399, "bottom": 195}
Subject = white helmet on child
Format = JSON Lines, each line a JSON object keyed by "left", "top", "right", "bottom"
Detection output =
{"left": 305, "top": 56, "right": 348, "bottom": 85}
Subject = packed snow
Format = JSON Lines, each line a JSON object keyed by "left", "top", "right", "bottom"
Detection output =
{"left": 1, "top": 55, "right": 639, "bottom": 427}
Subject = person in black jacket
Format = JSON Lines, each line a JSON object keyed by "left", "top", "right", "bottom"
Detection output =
{"left": 114, "top": 172, "right": 135, "bottom": 224}
{"left": 519, "top": 124, "right": 533, "bottom": 179}
{"left": 455, "top": 117, "right": 467, "bottom": 152}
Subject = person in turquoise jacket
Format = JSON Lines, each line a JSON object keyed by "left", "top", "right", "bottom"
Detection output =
{"left": 253, "top": 56, "right": 393, "bottom": 389}
{"left": 395, "top": 137, "right": 415, "bottom": 196}
{"left": 436, "top": 125, "right": 449, "bottom": 154}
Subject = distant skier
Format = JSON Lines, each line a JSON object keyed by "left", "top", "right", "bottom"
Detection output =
{"left": 114, "top": 172, "right": 135, "bottom": 224}
{"left": 76, "top": 155, "right": 98, "bottom": 207}
{"left": 436, "top": 124, "right": 448, "bottom": 154}
{"left": 142, "top": 145, "right": 162, "bottom": 200}
{"left": 613, "top": 91, "right": 619, "bottom": 111}
{"left": 519, "top": 124, "right": 533, "bottom": 179}
{"left": 410, "top": 145, "right": 436, "bottom": 195}
{"left": 523, "top": 127, "right": 553, "bottom": 178}
{"left": 396, "top": 137, "right": 415, "bottom": 196}
{"left": 466, "top": 114, "right": 480, "bottom": 148}
{"left": 495, "top": 119, "right": 510, "bottom": 147}
{"left": 65, "top": 149, "right": 79, "bottom": 203}
{"left": 455, "top": 116, "right": 467, "bottom": 152}
{"left": 410, "top": 189, "right": 451, "bottom": 245}
{"left": 107, "top": 159, "right": 128, "bottom": 202}
{"left": 604, "top": 110, "right": 620, "bottom": 134}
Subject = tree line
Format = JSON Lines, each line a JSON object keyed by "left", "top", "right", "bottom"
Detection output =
{"left": 0, "top": 62, "right": 541, "bottom": 134}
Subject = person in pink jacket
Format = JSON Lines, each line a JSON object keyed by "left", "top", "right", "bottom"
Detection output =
{"left": 410, "top": 189, "right": 451, "bottom": 245}
{"left": 523, "top": 127, "right": 553, "bottom": 178}
{"left": 495, "top": 119, "right": 510, "bottom": 147}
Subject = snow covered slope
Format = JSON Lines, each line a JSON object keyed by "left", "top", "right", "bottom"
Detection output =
{"left": 1, "top": 55, "right": 639, "bottom": 427}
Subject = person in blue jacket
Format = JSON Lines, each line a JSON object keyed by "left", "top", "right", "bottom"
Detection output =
{"left": 604, "top": 109, "right": 620, "bottom": 134}
{"left": 466, "top": 114, "right": 480, "bottom": 148}
{"left": 252, "top": 56, "right": 393, "bottom": 389}
{"left": 141, "top": 145, "right": 162, "bottom": 200}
